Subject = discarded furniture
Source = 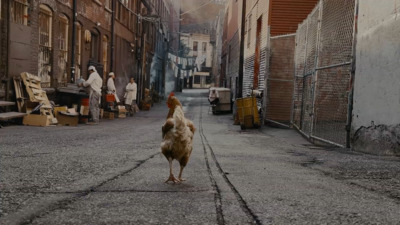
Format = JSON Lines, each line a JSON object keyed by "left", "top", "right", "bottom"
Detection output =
{"left": 15, "top": 72, "right": 57, "bottom": 126}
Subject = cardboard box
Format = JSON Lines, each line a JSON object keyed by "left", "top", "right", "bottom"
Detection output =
{"left": 57, "top": 112, "right": 79, "bottom": 126}
{"left": 80, "top": 106, "right": 90, "bottom": 116}
{"left": 54, "top": 106, "right": 68, "bottom": 117}
{"left": 23, "top": 114, "right": 52, "bottom": 127}
{"left": 116, "top": 108, "right": 127, "bottom": 118}
{"left": 103, "top": 111, "right": 114, "bottom": 120}
{"left": 100, "top": 109, "right": 104, "bottom": 119}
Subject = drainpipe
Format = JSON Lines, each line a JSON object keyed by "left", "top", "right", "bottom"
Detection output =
{"left": 70, "top": 0, "right": 77, "bottom": 83}
{"left": 346, "top": 0, "right": 359, "bottom": 148}
{"left": 6, "top": 0, "right": 10, "bottom": 101}
{"left": 110, "top": 0, "right": 116, "bottom": 71}
{"left": 237, "top": 0, "right": 246, "bottom": 98}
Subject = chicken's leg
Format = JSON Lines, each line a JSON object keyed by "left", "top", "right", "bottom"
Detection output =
{"left": 178, "top": 165, "right": 186, "bottom": 182}
{"left": 165, "top": 158, "right": 180, "bottom": 183}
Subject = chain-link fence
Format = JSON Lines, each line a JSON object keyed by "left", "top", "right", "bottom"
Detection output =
{"left": 293, "top": 0, "right": 356, "bottom": 147}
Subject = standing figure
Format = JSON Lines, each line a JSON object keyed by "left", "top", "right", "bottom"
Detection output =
{"left": 107, "top": 72, "right": 120, "bottom": 104}
{"left": 80, "top": 66, "right": 103, "bottom": 124}
{"left": 208, "top": 89, "right": 219, "bottom": 106}
{"left": 125, "top": 77, "right": 137, "bottom": 117}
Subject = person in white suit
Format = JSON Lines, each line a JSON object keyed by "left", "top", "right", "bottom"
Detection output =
{"left": 125, "top": 77, "right": 137, "bottom": 116}
{"left": 107, "top": 72, "right": 120, "bottom": 103}
{"left": 79, "top": 66, "right": 102, "bottom": 124}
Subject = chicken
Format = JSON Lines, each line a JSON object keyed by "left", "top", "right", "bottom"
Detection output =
{"left": 161, "top": 93, "right": 195, "bottom": 183}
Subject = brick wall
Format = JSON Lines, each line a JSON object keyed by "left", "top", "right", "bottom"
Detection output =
{"left": 7, "top": 0, "right": 115, "bottom": 86}
{"left": 0, "top": 0, "right": 8, "bottom": 98}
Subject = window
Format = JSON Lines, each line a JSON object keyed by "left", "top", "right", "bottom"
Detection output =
{"left": 38, "top": 4, "right": 53, "bottom": 87}
{"left": 75, "top": 22, "right": 82, "bottom": 81}
{"left": 121, "top": 0, "right": 129, "bottom": 7}
{"left": 193, "top": 41, "right": 198, "bottom": 52}
{"left": 105, "top": 0, "right": 112, "bottom": 9}
{"left": 202, "top": 42, "right": 207, "bottom": 52}
{"left": 90, "top": 30, "right": 99, "bottom": 61}
{"left": 102, "top": 35, "right": 109, "bottom": 76}
{"left": 11, "top": 0, "right": 29, "bottom": 25}
{"left": 58, "top": 14, "right": 69, "bottom": 84}
{"left": 194, "top": 75, "right": 201, "bottom": 84}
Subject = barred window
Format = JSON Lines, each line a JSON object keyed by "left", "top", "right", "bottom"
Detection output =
{"left": 38, "top": 4, "right": 53, "bottom": 86}
{"left": 11, "top": 0, "right": 29, "bottom": 26}
{"left": 59, "top": 14, "right": 69, "bottom": 84}
{"left": 75, "top": 22, "right": 82, "bottom": 81}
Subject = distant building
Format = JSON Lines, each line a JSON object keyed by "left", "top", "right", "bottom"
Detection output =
{"left": 180, "top": 33, "right": 213, "bottom": 89}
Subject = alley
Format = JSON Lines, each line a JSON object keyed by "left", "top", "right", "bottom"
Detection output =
{"left": 1, "top": 90, "right": 400, "bottom": 225}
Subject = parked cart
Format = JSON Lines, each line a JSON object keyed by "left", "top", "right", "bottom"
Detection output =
{"left": 209, "top": 87, "right": 231, "bottom": 114}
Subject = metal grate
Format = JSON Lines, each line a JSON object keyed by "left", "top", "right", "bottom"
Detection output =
{"left": 304, "top": 7, "right": 320, "bottom": 75}
{"left": 292, "top": 0, "right": 356, "bottom": 147}
{"left": 314, "top": 65, "right": 351, "bottom": 145}
{"left": 318, "top": 0, "right": 355, "bottom": 68}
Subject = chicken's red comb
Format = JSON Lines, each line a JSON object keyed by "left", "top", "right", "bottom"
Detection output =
{"left": 169, "top": 92, "right": 175, "bottom": 97}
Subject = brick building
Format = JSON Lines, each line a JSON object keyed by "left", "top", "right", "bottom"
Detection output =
{"left": 0, "top": 0, "right": 9, "bottom": 99}
{"left": 0, "top": 0, "right": 172, "bottom": 106}
{"left": 221, "top": 0, "right": 318, "bottom": 124}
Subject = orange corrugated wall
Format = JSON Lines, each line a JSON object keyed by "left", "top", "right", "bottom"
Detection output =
{"left": 269, "top": 0, "right": 319, "bottom": 36}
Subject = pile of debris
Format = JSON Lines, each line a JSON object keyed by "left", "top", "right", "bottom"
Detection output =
{"left": 2, "top": 72, "right": 132, "bottom": 127}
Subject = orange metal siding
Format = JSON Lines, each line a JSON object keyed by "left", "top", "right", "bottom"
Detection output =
{"left": 270, "top": 0, "right": 319, "bottom": 36}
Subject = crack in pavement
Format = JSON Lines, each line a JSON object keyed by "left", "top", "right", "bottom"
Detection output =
{"left": 199, "top": 105, "right": 226, "bottom": 225}
{"left": 199, "top": 102, "right": 262, "bottom": 225}
{"left": 1, "top": 153, "right": 159, "bottom": 225}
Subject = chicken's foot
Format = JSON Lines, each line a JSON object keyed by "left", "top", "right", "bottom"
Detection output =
{"left": 165, "top": 158, "right": 180, "bottom": 183}
{"left": 165, "top": 174, "right": 180, "bottom": 183}
{"left": 178, "top": 166, "right": 186, "bottom": 182}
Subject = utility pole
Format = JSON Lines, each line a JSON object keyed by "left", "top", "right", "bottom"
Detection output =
{"left": 177, "top": 0, "right": 182, "bottom": 92}
{"left": 70, "top": 0, "right": 77, "bottom": 83}
{"left": 238, "top": 0, "right": 246, "bottom": 98}
{"left": 110, "top": 0, "right": 116, "bottom": 72}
